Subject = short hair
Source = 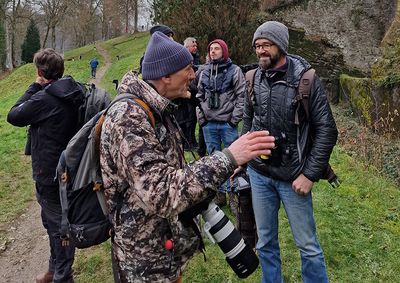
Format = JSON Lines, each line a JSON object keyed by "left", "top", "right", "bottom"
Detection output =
{"left": 33, "top": 48, "right": 64, "bottom": 80}
{"left": 183, "top": 37, "right": 197, "bottom": 48}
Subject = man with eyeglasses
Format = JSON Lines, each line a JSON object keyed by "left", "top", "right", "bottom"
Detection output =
{"left": 241, "top": 21, "right": 338, "bottom": 283}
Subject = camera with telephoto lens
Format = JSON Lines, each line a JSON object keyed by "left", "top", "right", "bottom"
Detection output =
{"left": 202, "top": 201, "right": 259, "bottom": 278}
{"left": 261, "top": 132, "right": 289, "bottom": 166}
{"left": 207, "top": 91, "right": 220, "bottom": 109}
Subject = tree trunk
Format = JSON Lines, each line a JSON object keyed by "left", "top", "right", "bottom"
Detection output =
{"left": 42, "top": 26, "right": 50, "bottom": 48}
{"left": 133, "top": 0, "right": 138, "bottom": 32}
{"left": 51, "top": 26, "right": 56, "bottom": 48}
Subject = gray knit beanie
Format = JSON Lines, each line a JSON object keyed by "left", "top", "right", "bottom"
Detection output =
{"left": 142, "top": 32, "right": 193, "bottom": 80}
{"left": 252, "top": 21, "right": 289, "bottom": 54}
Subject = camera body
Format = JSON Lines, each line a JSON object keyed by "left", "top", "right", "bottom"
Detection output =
{"left": 262, "top": 132, "right": 289, "bottom": 166}
{"left": 202, "top": 201, "right": 259, "bottom": 278}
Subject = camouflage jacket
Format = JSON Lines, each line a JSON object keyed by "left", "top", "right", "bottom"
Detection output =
{"left": 100, "top": 71, "right": 236, "bottom": 282}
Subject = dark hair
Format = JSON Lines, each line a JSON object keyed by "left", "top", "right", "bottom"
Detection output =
{"left": 33, "top": 48, "right": 64, "bottom": 80}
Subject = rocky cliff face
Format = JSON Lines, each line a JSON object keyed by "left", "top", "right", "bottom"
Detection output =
{"left": 262, "top": 0, "right": 396, "bottom": 100}
{"left": 267, "top": 0, "right": 396, "bottom": 72}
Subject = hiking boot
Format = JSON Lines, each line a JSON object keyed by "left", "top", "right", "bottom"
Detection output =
{"left": 214, "top": 192, "right": 227, "bottom": 207}
{"left": 228, "top": 192, "right": 238, "bottom": 216}
{"left": 36, "top": 271, "right": 54, "bottom": 283}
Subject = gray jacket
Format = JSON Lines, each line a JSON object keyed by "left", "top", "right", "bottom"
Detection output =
{"left": 196, "top": 58, "right": 245, "bottom": 126}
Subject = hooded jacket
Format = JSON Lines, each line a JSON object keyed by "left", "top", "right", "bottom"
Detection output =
{"left": 241, "top": 55, "right": 338, "bottom": 182}
{"left": 7, "top": 76, "right": 85, "bottom": 187}
{"left": 100, "top": 71, "right": 236, "bottom": 282}
{"left": 196, "top": 58, "right": 245, "bottom": 126}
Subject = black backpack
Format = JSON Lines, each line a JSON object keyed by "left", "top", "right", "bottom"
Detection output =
{"left": 245, "top": 68, "right": 340, "bottom": 188}
{"left": 57, "top": 93, "right": 155, "bottom": 249}
{"left": 76, "top": 82, "right": 112, "bottom": 128}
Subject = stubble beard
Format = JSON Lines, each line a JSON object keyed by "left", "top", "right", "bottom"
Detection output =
{"left": 258, "top": 57, "right": 272, "bottom": 71}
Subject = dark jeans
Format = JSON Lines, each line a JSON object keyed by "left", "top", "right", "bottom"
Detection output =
{"left": 36, "top": 183, "right": 75, "bottom": 283}
{"left": 91, "top": 68, "right": 97, "bottom": 78}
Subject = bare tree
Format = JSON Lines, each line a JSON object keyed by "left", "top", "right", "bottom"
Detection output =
{"left": 35, "top": 0, "right": 67, "bottom": 48}
{"left": 66, "top": 0, "right": 102, "bottom": 46}
{"left": 5, "top": 0, "right": 32, "bottom": 67}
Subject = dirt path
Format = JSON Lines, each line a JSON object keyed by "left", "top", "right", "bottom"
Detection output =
{"left": 90, "top": 42, "right": 113, "bottom": 86}
{"left": 0, "top": 42, "right": 112, "bottom": 283}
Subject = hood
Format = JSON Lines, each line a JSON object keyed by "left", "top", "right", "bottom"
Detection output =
{"left": 208, "top": 39, "right": 229, "bottom": 61}
{"left": 45, "top": 76, "right": 85, "bottom": 105}
{"left": 117, "top": 71, "right": 172, "bottom": 116}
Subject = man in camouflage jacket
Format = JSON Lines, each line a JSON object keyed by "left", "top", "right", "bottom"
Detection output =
{"left": 99, "top": 31, "right": 276, "bottom": 282}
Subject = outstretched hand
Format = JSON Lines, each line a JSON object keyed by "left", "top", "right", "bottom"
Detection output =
{"left": 228, "top": 131, "right": 275, "bottom": 166}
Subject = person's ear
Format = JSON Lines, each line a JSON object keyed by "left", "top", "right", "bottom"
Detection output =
{"left": 161, "top": 75, "right": 171, "bottom": 85}
{"left": 37, "top": 68, "right": 43, "bottom": 77}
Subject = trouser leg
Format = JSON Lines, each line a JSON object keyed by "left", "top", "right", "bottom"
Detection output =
{"left": 36, "top": 183, "right": 75, "bottom": 283}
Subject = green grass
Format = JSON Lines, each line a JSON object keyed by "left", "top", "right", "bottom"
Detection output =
{"left": 0, "top": 33, "right": 399, "bottom": 282}
{"left": 99, "top": 32, "right": 149, "bottom": 96}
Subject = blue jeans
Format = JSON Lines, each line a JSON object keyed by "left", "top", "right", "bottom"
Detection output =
{"left": 248, "top": 167, "right": 328, "bottom": 283}
{"left": 202, "top": 122, "right": 238, "bottom": 192}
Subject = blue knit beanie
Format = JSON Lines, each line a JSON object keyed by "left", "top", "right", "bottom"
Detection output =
{"left": 142, "top": 32, "right": 193, "bottom": 80}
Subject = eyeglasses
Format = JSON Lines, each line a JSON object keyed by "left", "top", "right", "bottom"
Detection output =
{"left": 254, "top": 43, "right": 275, "bottom": 51}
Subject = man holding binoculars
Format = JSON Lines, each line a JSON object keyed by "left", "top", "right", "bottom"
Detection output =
{"left": 196, "top": 39, "right": 246, "bottom": 211}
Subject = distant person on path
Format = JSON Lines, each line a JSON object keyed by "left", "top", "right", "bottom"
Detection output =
{"left": 242, "top": 21, "right": 338, "bottom": 283}
{"left": 196, "top": 39, "right": 245, "bottom": 209}
{"left": 90, "top": 57, "right": 99, "bottom": 78}
{"left": 7, "top": 48, "right": 85, "bottom": 283}
{"left": 99, "top": 31, "right": 276, "bottom": 282}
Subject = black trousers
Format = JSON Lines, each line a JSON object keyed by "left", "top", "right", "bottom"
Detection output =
{"left": 36, "top": 183, "right": 75, "bottom": 283}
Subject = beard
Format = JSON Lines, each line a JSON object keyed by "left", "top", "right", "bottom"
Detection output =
{"left": 258, "top": 51, "right": 281, "bottom": 70}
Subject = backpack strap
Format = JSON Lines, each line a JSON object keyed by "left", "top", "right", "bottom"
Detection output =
{"left": 245, "top": 68, "right": 257, "bottom": 102}
{"left": 93, "top": 95, "right": 156, "bottom": 222}
{"left": 294, "top": 68, "right": 315, "bottom": 125}
{"left": 94, "top": 94, "right": 156, "bottom": 156}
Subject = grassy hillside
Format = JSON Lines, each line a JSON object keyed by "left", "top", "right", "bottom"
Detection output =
{"left": 0, "top": 33, "right": 399, "bottom": 282}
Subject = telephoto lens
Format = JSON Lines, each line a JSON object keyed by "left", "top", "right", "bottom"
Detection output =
{"left": 202, "top": 201, "right": 259, "bottom": 278}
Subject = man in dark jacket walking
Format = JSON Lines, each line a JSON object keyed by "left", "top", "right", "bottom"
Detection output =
{"left": 242, "top": 21, "right": 338, "bottom": 283}
{"left": 7, "top": 48, "right": 85, "bottom": 283}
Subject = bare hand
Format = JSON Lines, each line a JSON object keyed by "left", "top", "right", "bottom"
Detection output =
{"left": 292, "top": 174, "right": 313, "bottom": 196}
{"left": 228, "top": 131, "right": 275, "bottom": 166}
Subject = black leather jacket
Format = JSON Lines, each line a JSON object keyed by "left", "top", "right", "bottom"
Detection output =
{"left": 241, "top": 55, "right": 338, "bottom": 182}
{"left": 7, "top": 77, "right": 85, "bottom": 186}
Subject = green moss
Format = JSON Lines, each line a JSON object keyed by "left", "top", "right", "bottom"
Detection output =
{"left": 339, "top": 75, "right": 373, "bottom": 126}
